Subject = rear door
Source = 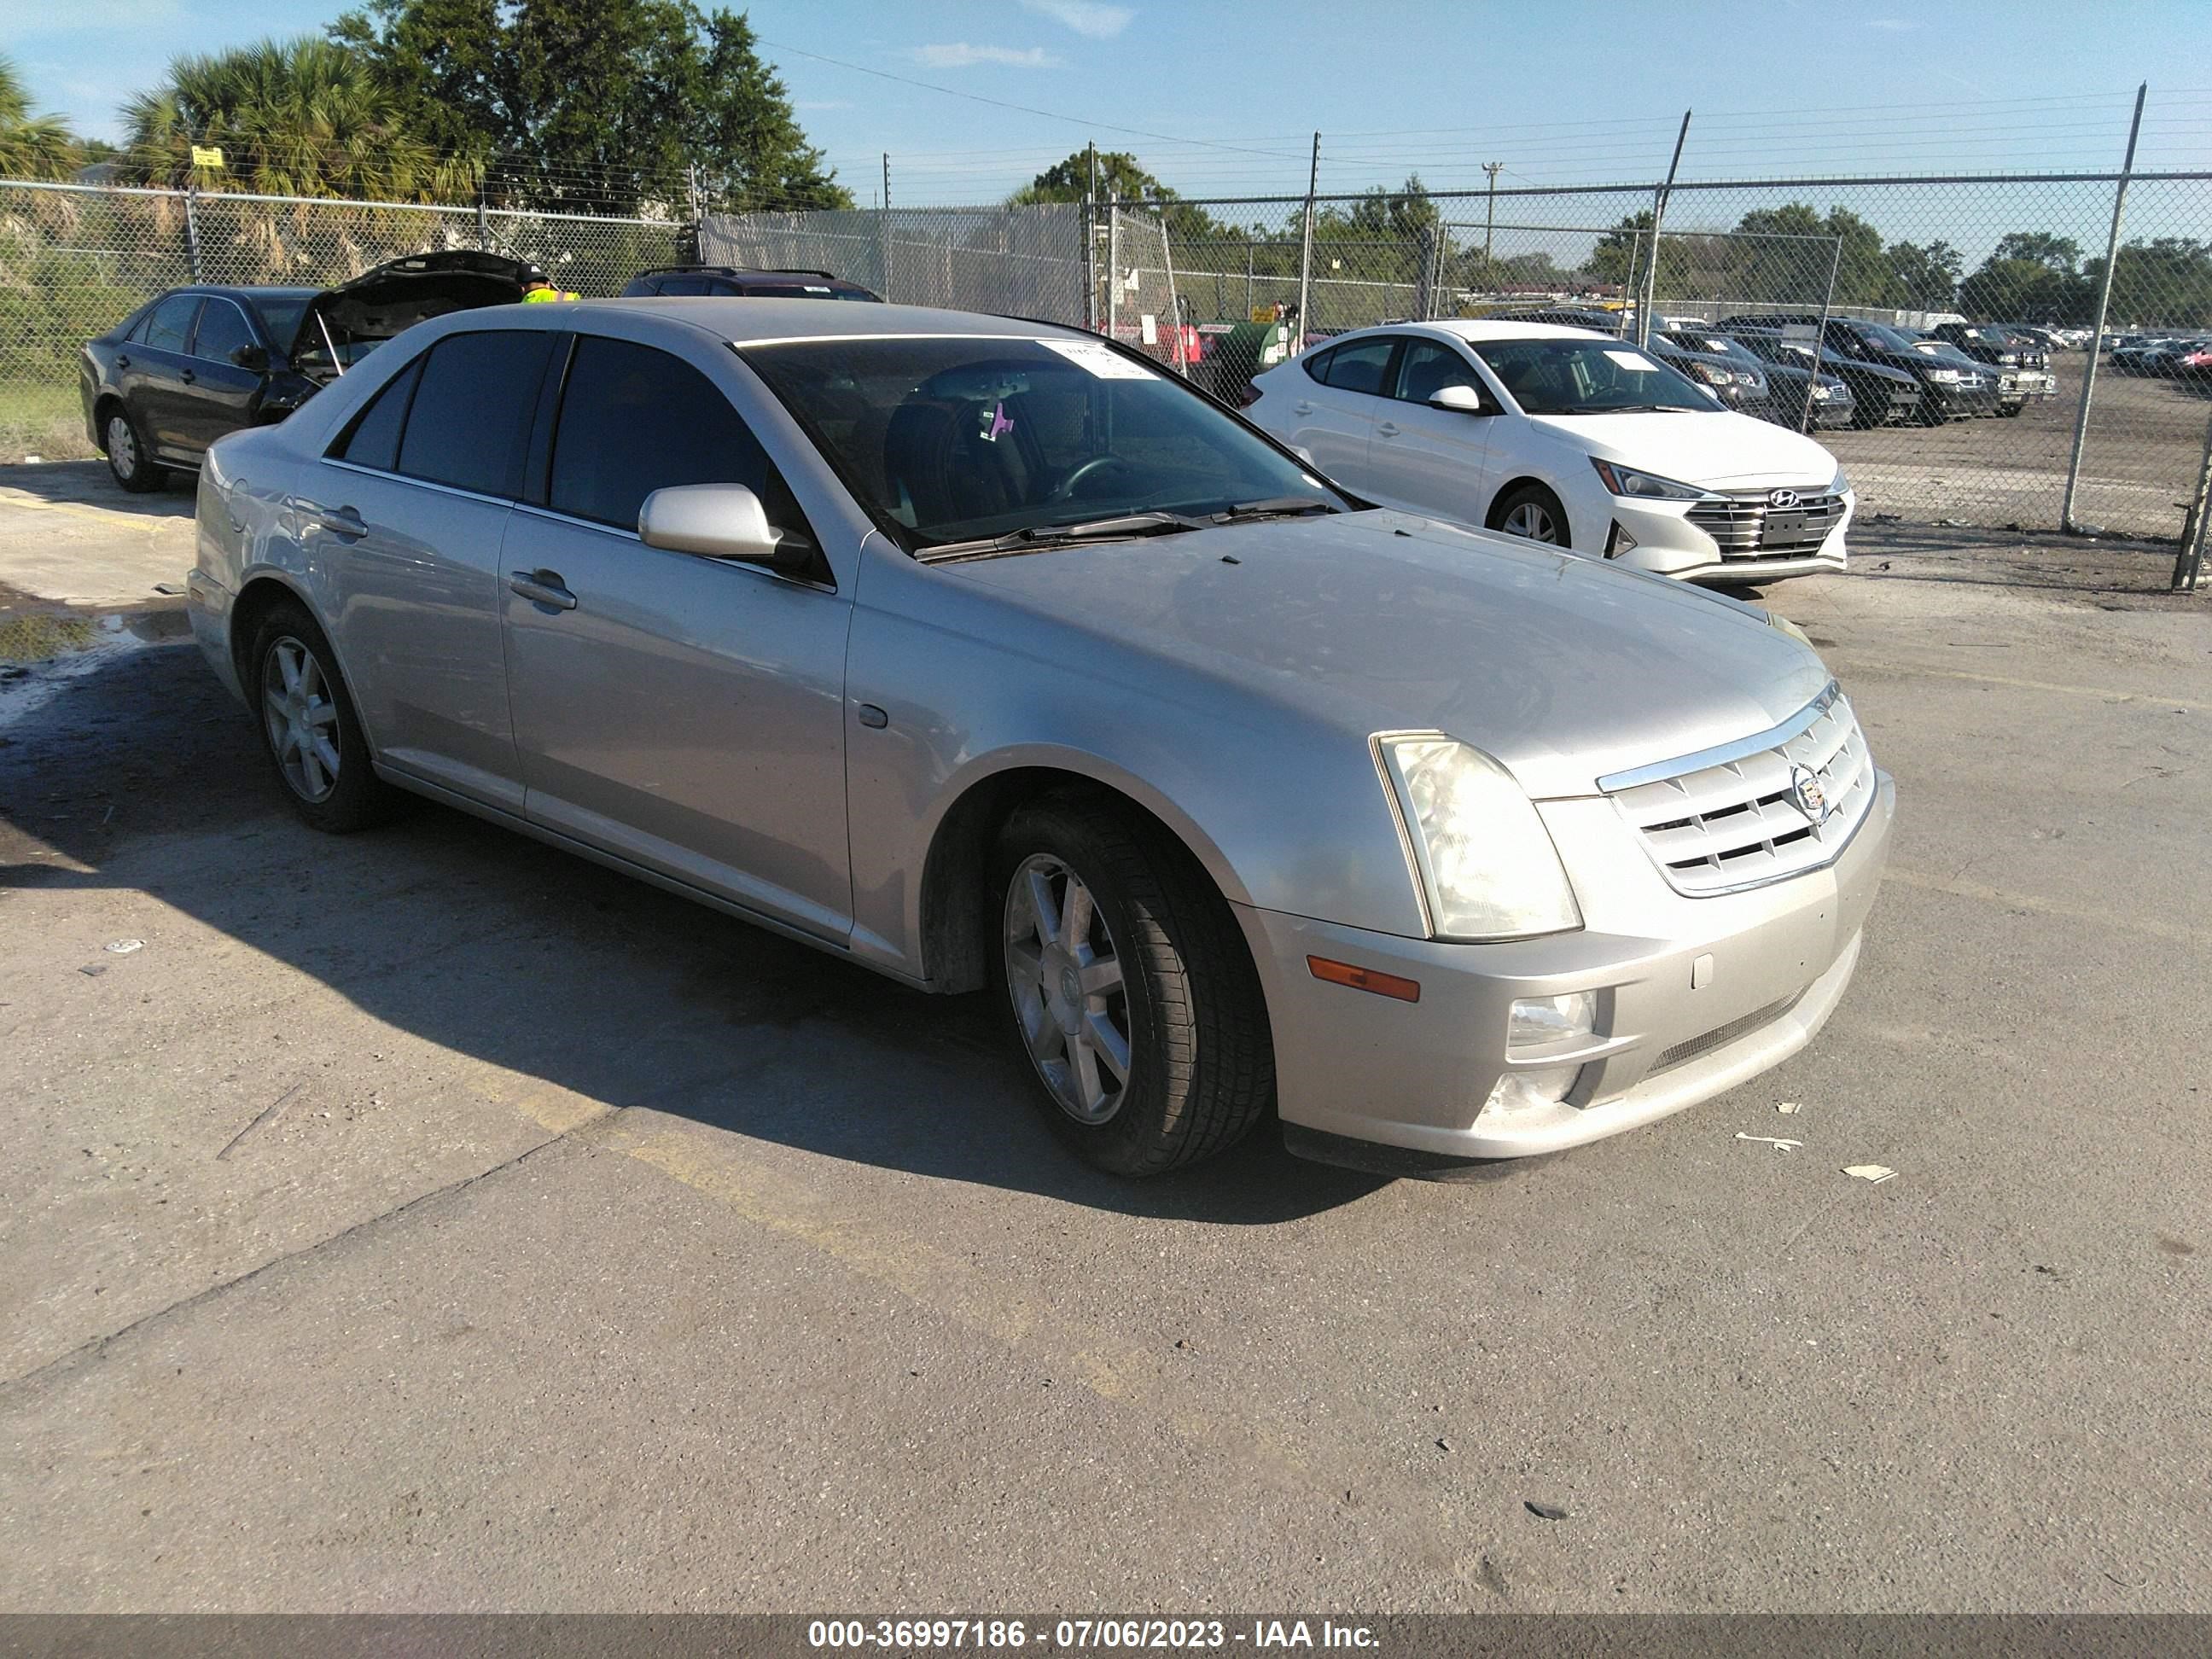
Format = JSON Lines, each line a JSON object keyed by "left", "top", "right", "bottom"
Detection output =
{"left": 308, "top": 328, "right": 554, "bottom": 812}
{"left": 498, "top": 332, "right": 856, "bottom": 941}
{"left": 125, "top": 293, "right": 205, "bottom": 458}
{"left": 1278, "top": 335, "right": 1400, "bottom": 480}
{"left": 1363, "top": 337, "right": 1495, "bottom": 519}
{"left": 175, "top": 295, "right": 268, "bottom": 454}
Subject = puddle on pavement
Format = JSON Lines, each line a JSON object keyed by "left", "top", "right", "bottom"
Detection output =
{"left": 0, "top": 608, "right": 194, "bottom": 732}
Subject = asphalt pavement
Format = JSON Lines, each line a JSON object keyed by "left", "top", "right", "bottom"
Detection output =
{"left": 0, "top": 471, "right": 2206, "bottom": 1611}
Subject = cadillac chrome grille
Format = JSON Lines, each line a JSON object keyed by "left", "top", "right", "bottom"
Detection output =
{"left": 1686, "top": 490, "right": 1846, "bottom": 557}
{"left": 1604, "top": 686, "right": 1875, "bottom": 897}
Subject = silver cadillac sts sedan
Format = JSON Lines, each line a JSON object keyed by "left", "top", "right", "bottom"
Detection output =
{"left": 187, "top": 300, "right": 1894, "bottom": 1178}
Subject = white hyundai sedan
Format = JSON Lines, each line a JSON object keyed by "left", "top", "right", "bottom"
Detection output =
{"left": 1246, "top": 320, "right": 1853, "bottom": 586}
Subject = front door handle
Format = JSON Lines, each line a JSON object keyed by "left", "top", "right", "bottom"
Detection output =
{"left": 1292, "top": 400, "right": 1314, "bottom": 415}
{"left": 290, "top": 499, "right": 366, "bottom": 538}
{"left": 1376, "top": 421, "right": 1400, "bottom": 436}
{"left": 509, "top": 570, "right": 578, "bottom": 611}
{"left": 180, "top": 369, "right": 196, "bottom": 385}
{"left": 115, "top": 354, "right": 132, "bottom": 371}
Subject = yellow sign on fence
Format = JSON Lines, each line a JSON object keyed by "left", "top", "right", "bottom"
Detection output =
{"left": 189, "top": 145, "right": 225, "bottom": 169}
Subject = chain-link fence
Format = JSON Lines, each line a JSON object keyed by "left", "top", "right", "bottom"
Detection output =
{"left": 7, "top": 168, "right": 2212, "bottom": 554}
{"left": 0, "top": 178, "right": 684, "bottom": 461}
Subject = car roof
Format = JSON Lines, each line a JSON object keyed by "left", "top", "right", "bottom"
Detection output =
{"left": 462, "top": 296, "right": 1083, "bottom": 345}
{"left": 164, "top": 285, "right": 321, "bottom": 300}
{"left": 1427, "top": 319, "right": 1614, "bottom": 342}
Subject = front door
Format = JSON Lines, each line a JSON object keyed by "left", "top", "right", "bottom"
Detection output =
{"left": 498, "top": 334, "right": 855, "bottom": 942}
{"left": 1363, "top": 338, "right": 1495, "bottom": 517}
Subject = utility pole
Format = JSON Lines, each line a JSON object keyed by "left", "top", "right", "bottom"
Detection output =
{"left": 1481, "top": 161, "right": 1503, "bottom": 269}
{"left": 1086, "top": 141, "right": 1100, "bottom": 332}
{"left": 1295, "top": 131, "right": 1319, "bottom": 346}
{"left": 878, "top": 153, "right": 894, "bottom": 300}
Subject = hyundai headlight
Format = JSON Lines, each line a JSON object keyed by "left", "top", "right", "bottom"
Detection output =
{"left": 1375, "top": 736, "right": 1582, "bottom": 940}
{"left": 1830, "top": 465, "right": 1850, "bottom": 496}
{"left": 1928, "top": 368, "right": 1960, "bottom": 383}
{"left": 1590, "top": 459, "right": 1711, "bottom": 502}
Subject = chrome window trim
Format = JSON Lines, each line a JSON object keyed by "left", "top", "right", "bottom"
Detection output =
{"left": 1597, "top": 682, "right": 1839, "bottom": 793}
{"left": 320, "top": 457, "right": 512, "bottom": 509}
{"left": 507, "top": 500, "right": 841, "bottom": 595}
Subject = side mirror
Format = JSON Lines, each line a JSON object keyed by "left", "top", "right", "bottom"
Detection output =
{"left": 1428, "top": 383, "right": 1491, "bottom": 415}
{"left": 638, "top": 483, "right": 815, "bottom": 573}
{"left": 231, "top": 343, "right": 270, "bottom": 373}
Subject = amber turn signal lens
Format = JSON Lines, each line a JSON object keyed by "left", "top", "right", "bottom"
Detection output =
{"left": 1306, "top": 955, "right": 1420, "bottom": 1003}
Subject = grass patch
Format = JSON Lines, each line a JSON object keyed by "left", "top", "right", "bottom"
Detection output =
{"left": 0, "top": 379, "right": 96, "bottom": 463}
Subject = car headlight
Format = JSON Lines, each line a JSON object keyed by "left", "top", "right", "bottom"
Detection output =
{"left": 1999, "top": 353, "right": 2019, "bottom": 364}
{"left": 1830, "top": 466, "right": 1850, "bottom": 496}
{"left": 1590, "top": 459, "right": 1711, "bottom": 502}
{"left": 1374, "top": 736, "right": 1581, "bottom": 940}
{"left": 1927, "top": 368, "right": 1960, "bottom": 383}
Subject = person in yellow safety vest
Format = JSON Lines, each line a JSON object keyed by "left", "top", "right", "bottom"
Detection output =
{"left": 521, "top": 275, "right": 579, "bottom": 303}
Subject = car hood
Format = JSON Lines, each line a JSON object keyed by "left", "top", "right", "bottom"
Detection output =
{"left": 947, "top": 509, "right": 1830, "bottom": 800}
{"left": 293, "top": 250, "right": 544, "bottom": 361}
{"left": 1522, "top": 408, "right": 1837, "bottom": 487}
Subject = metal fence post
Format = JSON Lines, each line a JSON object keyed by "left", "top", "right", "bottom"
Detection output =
{"left": 1108, "top": 203, "right": 1120, "bottom": 343}
{"left": 2174, "top": 402, "right": 2212, "bottom": 591}
{"left": 1160, "top": 209, "right": 1187, "bottom": 375}
{"left": 878, "top": 153, "right": 894, "bottom": 302}
{"left": 1638, "top": 111, "right": 1691, "bottom": 347}
{"left": 183, "top": 184, "right": 203, "bottom": 282}
{"left": 2062, "top": 82, "right": 2147, "bottom": 536}
{"left": 1295, "top": 132, "right": 1319, "bottom": 345}
{"left": 475, "top": 184, "right": 490, "bottom": 252}
{"left": 1084, "top": 143, "right": 1099, "bottom": 332}
{"left": 1802, "top": 234, "right": 1842, "bottom": 434}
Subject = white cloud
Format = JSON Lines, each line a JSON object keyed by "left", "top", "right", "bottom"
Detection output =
{"left": 913, "top": 43, "right": 1064, "bottom": 68}
{"left": 1017, "top": 0, "right": 1134, "bottom": 38}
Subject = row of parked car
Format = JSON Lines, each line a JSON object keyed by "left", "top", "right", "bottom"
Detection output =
{"left": 79, "top": 251, "right": 882, "bottom": 491}
{"left": 2107, "top": 333, "right": 2212, "bottom": 381}
{"left": 1485, "top": 308, "right": 2060, "bottom": 427}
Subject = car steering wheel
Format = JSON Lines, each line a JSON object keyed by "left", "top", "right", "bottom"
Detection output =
{"left": 1048, "top": 455, "right": 1133, "bottom": 503}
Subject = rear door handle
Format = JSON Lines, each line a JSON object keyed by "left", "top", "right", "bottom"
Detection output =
{"left": 115, "top": 354, "right": 132, "bottom": 370}
{"left": 1377, "top": 421, "right": 1400, "bottom": 436}
{"left": 180, "top": 369, "right": 196, "bottom": 385}
{"left": 290, "top": 499, "right": 366, "bottom": 538}
{"left": 509, "top": 570, "right": 578, "bottom": 611}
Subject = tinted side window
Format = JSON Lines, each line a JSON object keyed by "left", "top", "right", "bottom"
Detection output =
{"left": 1319, "top": 337, "right": 1396, "bottom": 396}
{"left": 654, "top": 275, "right": 711, "bottom": 295}
{"left": 141, "top": 294, "right": 201, "bottom": 353}
{"left": 548, "top": 335, "right": 807, "bottom": 537}
{"left": 332, "top": 355, "right": 426, "bottom": 471}
{"left": 192, "top": 298, "right": 258, "bottom": 364}
{"left": 1394, "top": 341, "right": 1481, "bottom": 404}
{"left": 1301, "top": 345, "right": 1336, "bottom": 383}
{"left": 395, "top": 330, "right": 554, "bottom": 498}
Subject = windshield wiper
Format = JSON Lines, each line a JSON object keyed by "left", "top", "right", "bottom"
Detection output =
{"left": 919, "top": 510, "right": 1206, "bottom": 562}
{"left": 1547, "top": 404, "right": 1688, "bottom": 415}
{"left": 1214, "top": 495, "right": 1338, "bottom": 522}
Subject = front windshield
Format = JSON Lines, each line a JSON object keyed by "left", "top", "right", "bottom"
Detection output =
{"left": 741, "top": 335, "right": 1349, "bottom": 550}
{"left": 1670, "top": 332, "right": 1762, "bottom": 369}
{"left": 1470, "top": 337, "right": 1713, "bottom": 415}
{"left": 1857, "top": 323, "right": 1921, "bottom": 352}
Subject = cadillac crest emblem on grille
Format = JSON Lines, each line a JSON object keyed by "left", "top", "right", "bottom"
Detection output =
{"left": 1767, "top": 487, "right": 1801, "bottom": 509}
{"left": 1790, "top": 763, "right": 1829, "bottom": 825}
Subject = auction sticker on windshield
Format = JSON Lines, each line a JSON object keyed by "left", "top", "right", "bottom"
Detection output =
{"left": 1603, "top": 350, "right": 1658, "bottom": 371}
{"left": 1039, "top": 338, "right": 1156, "bottom": 379}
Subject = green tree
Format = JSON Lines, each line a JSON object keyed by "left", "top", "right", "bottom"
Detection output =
{"left": 1991, "top": 230, "right": 2081, "bottom": 274}
{"left": 2088, "top": 236, "right": 2212, "bottom": 328}
{"left": 1955, "top": 256, "right": 2083, "bottom": 323}
{"left": 118, "top": 36, "right": 459, "bottom": 200}
{"left": 332, "top": 0, "right": 850, "bottom": 212}
{"left": 0, "top": 53, "right": 79, "bottom": 179}
{"left": 1010, "top": 148, "right": 1223, "bottom": 239}
{"left": 1885, "top": 240, "right": 1963, "bottom": 309}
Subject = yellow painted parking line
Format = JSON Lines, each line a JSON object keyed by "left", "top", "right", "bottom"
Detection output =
{"left": 1837, "top": 660, "right": 2209, "bottom": 714}
{"left": 1887, "top": 866, "right": 2209, "bottom": 950}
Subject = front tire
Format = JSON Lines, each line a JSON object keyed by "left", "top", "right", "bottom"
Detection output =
{"left": 103, "top": 405, "right": 166, "bottom": 493}
{"left": 992, "top": 796, "right": 1273, "bottom": 1177}
{"left": 247, "top": 599, "right": 402, "bottom": 833}
{"left": 1490, "top": 482, "right": 1571, "bottom": 548}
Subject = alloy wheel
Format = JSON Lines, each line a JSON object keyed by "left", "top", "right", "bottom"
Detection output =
{"left": 1503, "top": 500, "right": 1561, "bottom": 543}
{"left": 1002, "top": 853, "right": 1133, "bottom": 1125}
{"left": 261, "top": 637, "right": 341, "bottom": 803}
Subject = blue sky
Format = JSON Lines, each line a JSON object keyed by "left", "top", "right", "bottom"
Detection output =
{"left": 5, "top": 0, "right": 2207, "bottom": 207}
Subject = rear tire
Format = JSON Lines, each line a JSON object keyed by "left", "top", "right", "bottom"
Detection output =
{"left": 992, "top": 795, "right": 1273, "bottom": 1177}
{"left": 1490, "top": 482, "right": 1571, "bottom": 548}
{"left": 247, "top": 599, "right": 404, "bottom": 833}
{"left": 103, "top": 405, "right": 166, "bottom": 493}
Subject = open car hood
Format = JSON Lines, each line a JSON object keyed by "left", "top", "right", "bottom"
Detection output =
{"left": 292, "top": 250, "right": 544, "bottom": 381}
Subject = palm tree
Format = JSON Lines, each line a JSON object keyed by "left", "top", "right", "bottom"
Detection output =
{"left": 0, "top": 54, "right": 79, "bottom": 179}
{"left": 119, "top": 37, "right": 463, "bottom": 203}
